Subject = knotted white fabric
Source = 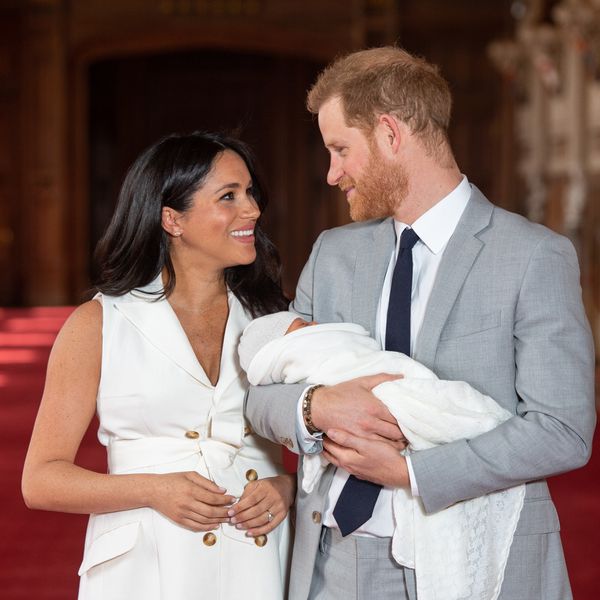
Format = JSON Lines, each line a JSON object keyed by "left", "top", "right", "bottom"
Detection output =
{"left": 241, "top": 319, "right": 526, "bottom": 600}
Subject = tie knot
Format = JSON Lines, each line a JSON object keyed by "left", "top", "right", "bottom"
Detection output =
{"left": 399, "top": 227, "right": 419, "bottom": 251}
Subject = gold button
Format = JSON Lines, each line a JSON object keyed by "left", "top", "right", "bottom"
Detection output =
{"left": 312, "top": 511, "right": 321, "bottom": 524}
{"left": 185, "top": 430, "right": 200, "bottom": 439}
{"left": 245, "top": 469, "right": 258, "bottom": 481}
{"left": 243, "top": 425, "right": 252, "bottom": 436}
{"left": 203, "top": 532, "right": 217, "bottom": 546}
{"left": 254, "top": 534, "right": 268, "bottom": 547}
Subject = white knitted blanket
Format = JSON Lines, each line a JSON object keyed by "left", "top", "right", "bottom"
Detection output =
{"left": 243, "top": 322, "right": 525, "bottom": 600}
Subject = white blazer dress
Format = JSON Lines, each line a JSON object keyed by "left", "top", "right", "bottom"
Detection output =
{"left": 78, "top": 278, "right": 291, "bottom": 600}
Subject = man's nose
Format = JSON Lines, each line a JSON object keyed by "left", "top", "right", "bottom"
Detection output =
{"left": 326, "top": 157, "right": 342, "bottom": 186}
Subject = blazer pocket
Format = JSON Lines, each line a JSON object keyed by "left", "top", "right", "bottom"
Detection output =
{"left": 439, "top": 310, "right": 502, "bottom": 341}
{"left": 78, "top": 521, "right": 141, "bottom": 575}
{"left": 513, "top": 498, "right": 560, "bottom": 536}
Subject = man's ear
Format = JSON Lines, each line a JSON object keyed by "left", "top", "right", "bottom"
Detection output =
{"left": 374, "top": 114, "right": 404, "bottom": 156}
{"left": 161, "top": 207, "right": 183, "bottom": 237}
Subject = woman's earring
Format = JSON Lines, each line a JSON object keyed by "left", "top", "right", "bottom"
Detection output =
{"left": 174, "top": 231, "right": 182, "bottom": 237}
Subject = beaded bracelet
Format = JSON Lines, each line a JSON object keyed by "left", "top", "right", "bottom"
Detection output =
{"left": 302, "top": 384, "right": 324, "bottom": 435}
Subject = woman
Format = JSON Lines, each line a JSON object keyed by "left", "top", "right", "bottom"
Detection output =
{"left": 22, "top": 132, "right": 295, "bottom": 599}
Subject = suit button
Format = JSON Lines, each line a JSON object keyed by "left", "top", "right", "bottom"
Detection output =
{"left": 245, "top": 469, "right": 258, "bottom": 482}
{"left": 312, "top": 511, "right": 321, "bottom": 524}
{"left": 254, "top": 534, "right": 268, "bottom": 547}
{"left": 203, "top": 532, "right": 217, "bottom": 546}
{"left": 185, "top": 430, "right": 200, "bottom": 439}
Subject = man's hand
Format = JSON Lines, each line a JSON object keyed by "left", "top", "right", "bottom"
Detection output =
{"left": 323, "top": 429, "right": 410, "bottom": 488}
{"left": 310, "top": 373, "right": 405, "bottom": 441}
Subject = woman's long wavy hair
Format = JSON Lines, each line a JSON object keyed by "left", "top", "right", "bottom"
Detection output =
{"left": 94, "top": 131, "right": 288, "bottom": 318}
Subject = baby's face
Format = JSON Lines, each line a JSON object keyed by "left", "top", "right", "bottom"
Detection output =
{"left": 285, "top": 318, "right": 318, "bottom": 334}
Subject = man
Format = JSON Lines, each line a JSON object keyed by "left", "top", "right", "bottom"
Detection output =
{"left": 246, "top": 47, "right": 596, "bottom": 600}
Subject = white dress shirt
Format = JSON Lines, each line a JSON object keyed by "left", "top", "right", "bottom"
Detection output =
{"left": 298, "top": 175, "right": 471, "bottom": 537}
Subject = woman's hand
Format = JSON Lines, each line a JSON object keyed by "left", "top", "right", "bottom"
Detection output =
{"left": 228, "top": 473, "right": 296, "bottom": 537}
{"left": 149, "top": 471, "right": 235, "bottom": 532}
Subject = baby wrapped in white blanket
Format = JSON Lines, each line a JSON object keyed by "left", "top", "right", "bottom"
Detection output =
{"left": 239, "top": 312, "right": 526, "bottom": 600}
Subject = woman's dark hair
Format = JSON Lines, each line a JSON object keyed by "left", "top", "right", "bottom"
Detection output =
{"left": 94, "top": 131, "right": 288, "bottom": 317}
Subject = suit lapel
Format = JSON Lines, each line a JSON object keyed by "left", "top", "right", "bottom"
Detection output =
{"left": 352, "top": 218, "right": 395, "bottom": 335}
{"left": 414, "top": 187, "right": 493, "bottom": 368}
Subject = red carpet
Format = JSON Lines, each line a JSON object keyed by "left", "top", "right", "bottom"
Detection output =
{"left": 1, "top": 307, "right": 598, "bottom": 598}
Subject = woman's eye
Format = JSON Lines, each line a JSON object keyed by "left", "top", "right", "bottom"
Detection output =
{"left": 220, "top": 191, "right": 235, "bottom": 201}
{"left": 247, "top": 186, "right": 256, "bottom": 198}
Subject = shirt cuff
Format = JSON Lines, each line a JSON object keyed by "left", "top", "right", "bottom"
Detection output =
{"left": 296, "top": 386, "right": 323, "bottom": 454}
{"left": 405, "top": 455, "right": 419, "bottom": 496}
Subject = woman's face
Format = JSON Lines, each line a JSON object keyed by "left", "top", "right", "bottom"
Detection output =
{"left": 171, "top": 150, "right": 261, "bottom": 272}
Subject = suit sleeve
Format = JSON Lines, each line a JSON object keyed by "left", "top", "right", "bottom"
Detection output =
{"left": 244, "top": 233, "right": 326, "bottom": 454}
{"left": 410, "top": 234, "right": 596, "bottom": 513}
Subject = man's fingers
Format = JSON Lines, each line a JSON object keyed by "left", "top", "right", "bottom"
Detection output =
{"left": 322, "top": 449, "right": 340, "bottom": 467}
{"left": 326, "top": 429, "right": 359, "bottom": 450}
{"left": 387, "top": 437, "right": 408, "bottom": 451}
{"left": 360, "top": 372, "right": 404, "bottom": 389}
{"left": 371, "top": 419, "right": 404, "bottom": 440}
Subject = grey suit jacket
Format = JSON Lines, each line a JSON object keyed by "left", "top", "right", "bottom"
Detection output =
{"left": 246, "top": 187, "right": 596, "bottom": 600}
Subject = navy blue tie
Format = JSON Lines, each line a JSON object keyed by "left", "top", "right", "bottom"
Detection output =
{"left": 333, "top": 226, "right": 419, "bottom": 537}
{"left": 385, "top": 227, "right": 419, "bottom": 354}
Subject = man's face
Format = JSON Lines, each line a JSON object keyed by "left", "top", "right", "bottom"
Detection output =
{"left": 318, "top": 97, "right": 406, "bottom": 221}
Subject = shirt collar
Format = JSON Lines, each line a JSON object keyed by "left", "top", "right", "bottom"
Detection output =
{"left": 393, "top": 175, "right": 471, "bottom": 255}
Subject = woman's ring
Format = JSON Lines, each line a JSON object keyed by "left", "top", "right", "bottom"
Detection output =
{"left": 267, "top": 510, "right": 274, "bottom": 523}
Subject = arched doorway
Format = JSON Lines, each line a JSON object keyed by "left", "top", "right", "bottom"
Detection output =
{"left": 86, "top": 48, "right": 338, "bottom": 294}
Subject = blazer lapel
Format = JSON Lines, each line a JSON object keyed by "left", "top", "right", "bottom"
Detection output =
{"left": 352, "top": 218, "right": 396, "bottom": 335}
{"left": 215, "top": 292, "right": 251, "bottom": 394}
{"left": 414, "top": 187, "right": 493, "bottom": 368}
{"left": 114, "top": 283, "right": 212, "bottom": 387}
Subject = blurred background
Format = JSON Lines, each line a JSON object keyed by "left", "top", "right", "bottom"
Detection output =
{"left": 0, "top": 0, "right": 596, "bottom": 330}
{"left": 0, "top": 0, "right": 598, "bottom": 598}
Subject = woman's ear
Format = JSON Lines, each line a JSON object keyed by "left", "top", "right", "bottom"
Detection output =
{"left": 161, "top": 207, "right": 183, "bottom": 237}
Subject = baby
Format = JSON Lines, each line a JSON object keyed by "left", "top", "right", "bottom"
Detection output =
{"left": 239, "top": 311, "right": 525, "bottom": 600}
{"left": 239, "top": 312, "right": 514, "bottom": 454}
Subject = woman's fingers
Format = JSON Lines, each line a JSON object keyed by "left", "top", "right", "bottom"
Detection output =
{"left": 190, "top": 501, "right": 231, "bottom": 520}
{"left": 229, "top": 486, "right": 270, "bottom": 524}
{"left": 244, "top": 509, "right": 286, "bottom": 536}
{"left": 151, "top": 471, "right": 236, "bottom": 531}
{"left": 228, "top": 476, "right": 292, "bottom": 533}
{"left": 155, "top": 472, "right": 293, "bottom": 534}
{"left": 191, "top": 486, "right": 235, "bottom": 507}
{"left": 185, "top": 471, "right": 228, "bottom": 493}
{"left": 179, "top": 516, "right": 222, "bottom": 532}
{"left": 231, "top": 499, "right": 277, "bottom": 525}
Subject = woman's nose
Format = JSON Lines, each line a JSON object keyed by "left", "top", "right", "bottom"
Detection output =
{"left": 241, "top": 194, "right": 260, "bottom": 219}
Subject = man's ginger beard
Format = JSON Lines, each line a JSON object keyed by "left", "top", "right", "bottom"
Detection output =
{"left": 340, "top": 141, "right": 409, "bottom": 222}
